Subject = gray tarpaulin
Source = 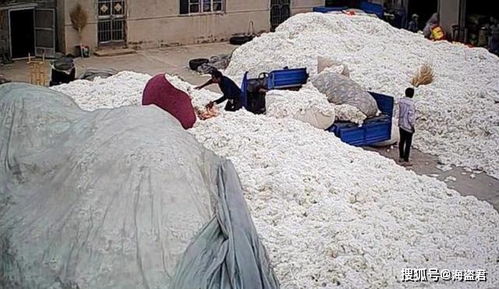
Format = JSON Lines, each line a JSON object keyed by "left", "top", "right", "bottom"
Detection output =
{"left": 0, "top": 83, "right": 279, "bottom": 289}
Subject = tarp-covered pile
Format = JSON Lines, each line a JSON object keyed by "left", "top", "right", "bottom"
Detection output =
{"left": 0, "top": 83, "right": 279, "bottom": 289}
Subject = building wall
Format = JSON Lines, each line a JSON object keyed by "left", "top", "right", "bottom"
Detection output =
{"left": 63, "top": 0, "right": 97, "bottom": 55}
{"left": 56, "top": 0, "right": 65, "bottom": 52}
{"left": 126, "top": 0, "right": 270, "bottom": 49}
{"left": 62, "top": 0, "right": 325, "bottom": 53}
{"left": 291, "top": 0, "right": 324, "bottom": 14}
{"left": 0, "top": 9, "right": 8, "bottom": 58}
{"left": 439, "top": 0, "right": 460, "bottom": 36}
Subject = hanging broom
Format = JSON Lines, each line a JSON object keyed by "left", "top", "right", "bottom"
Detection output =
{"left": 70, "top": 3, "right": 88, "bottom": 57}
{"left": 411, "top": 64, "right": 434, "bottom": 87}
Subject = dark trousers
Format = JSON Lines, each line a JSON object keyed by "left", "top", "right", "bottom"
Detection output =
{"left": 224, "top": 98, "right": 242, "bottom": 112}
{"left": 399, "top": 128, "right": 414, "bottom": 162}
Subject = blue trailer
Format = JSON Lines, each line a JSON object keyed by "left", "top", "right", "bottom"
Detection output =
{"left": 240, "top": 68, "right": 394, "bottom": 147}
{"left": 313, "top": 1, "right": 384, "bottom": 18}
{"left": 312, "top": 6, "right": 348, "bottom": 13}
{"left": 240, "top": 68, "right": 308, "bottom": 114}
{"left": 327, "top": 93, "right": 393, "bottom": 146}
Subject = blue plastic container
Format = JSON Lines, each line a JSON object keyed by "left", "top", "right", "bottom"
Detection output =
{"left": 267, "top": 68, "right": 308, "bottom": 89}
{"left": 240, "top": 67, "right": 394, "bottom": 146}
{"left": 360, "top": 1, "right": 384, "bottom": 18}
{"left": 327, "top": 92, "right": 394, "bottom": 146}
{"left": 313, "top": 6, "right": 348, "bottom": 13}
{"left": 240, "top": 68, "right": 309, "bottom": 113}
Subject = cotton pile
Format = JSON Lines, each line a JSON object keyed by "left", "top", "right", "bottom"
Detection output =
{"left": 191, "top": 111, "right": 499, "bottom": 289}
{"left": 52, "top": 71, "right": 151, "bottom": 110}
{"left": 52, "top": 72, "right": 222, "bottom": 112}
{"left": 225, "top": 13, "right": 499, "bottom": 178}
{"left": 265, "top": 84, "right": 367, "bottom": 125}
{"left": 52, "top": 71, "right": 499, "bottom": 289}
{"left": 265, "top": 84, "right": 335, "bottom": 129}
{"left": 164, "top": 74, "right": 222, "bottom": 109}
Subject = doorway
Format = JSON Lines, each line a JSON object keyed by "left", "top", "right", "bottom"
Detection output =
{"left": 464, "top": 0, "right": 499, "bottom": 46}
{"left": 270, "top": 0, "right": 291, "bottom": 31}
{"left": 10, "top": 9, "right": 35, "bottom": 58}
{"left": 97, "top": 0, "right": 126, "bottom": 45}
{"left": 408, "top": 0, "right": 439, "bottom": 30}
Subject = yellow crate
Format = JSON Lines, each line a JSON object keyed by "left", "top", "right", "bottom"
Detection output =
{"left": 27, "top": 53, "right": 47, "bottom": 86}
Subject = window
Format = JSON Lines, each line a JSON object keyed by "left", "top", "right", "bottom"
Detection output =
{"left": 180, "top": 0, "right": 223, "bottom": 14}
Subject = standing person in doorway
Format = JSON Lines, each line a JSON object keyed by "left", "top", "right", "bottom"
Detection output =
{"left": 407, "top": 14, "right": 419, "bottom": 33}
{"left": 488, "top": 17, "right": 499, "bottom": 56}
{"left": 195, "top": 70, "right": 242, "bottom": 112}
{"left": 398, "top": 88, "right": 416, "bottom": 166}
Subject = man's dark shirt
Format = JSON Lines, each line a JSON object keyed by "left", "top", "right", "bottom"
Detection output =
{"left": 214, "top": 76, "right": 242, "bottom": 104}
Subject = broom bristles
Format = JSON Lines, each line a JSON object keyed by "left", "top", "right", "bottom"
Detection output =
{"left": 70, "top": 3, "right": 88, "bottom": 34}
{"left": 411, "top": 64, "right": 434, "bottom": 87}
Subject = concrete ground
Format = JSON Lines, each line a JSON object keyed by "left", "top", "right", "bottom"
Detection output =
{"left": 1, "top": 42, "right": 231, "bottom": 89}
{"left": 1, "top": 42, "right": 497, "bottom": 211}
{"left": 365, "top": 146, "right": 499, "bottom": 210}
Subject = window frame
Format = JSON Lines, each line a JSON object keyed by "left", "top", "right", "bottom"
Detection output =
{"left": 180, "top": 0, "right": 224, "bottom": 15}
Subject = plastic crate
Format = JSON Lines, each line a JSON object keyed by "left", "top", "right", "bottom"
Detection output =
{"left": 313, "top": 6, "right": 348, "bottom": 13}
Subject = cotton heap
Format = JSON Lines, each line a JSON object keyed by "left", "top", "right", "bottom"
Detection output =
{"left": 265, "top": 83, "right": 336, "bottom": 129}
{"left": 225, "top": 12, "right": 499, "bottom": 178}
{"left": 265, "top": 83, "right": 368, "bottom": 126}
{"left": 192, "top": 111, "right": 499, "bottom": 289}
{"left": 50, "top": 71, "right": 499, "bottom": 289}
{"left": 52, "top": 70, "right": 151, "bottom": 110}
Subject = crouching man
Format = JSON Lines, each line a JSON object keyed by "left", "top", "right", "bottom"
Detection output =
{"left": 195, "top": 70, "right": 242, "bottom": 112}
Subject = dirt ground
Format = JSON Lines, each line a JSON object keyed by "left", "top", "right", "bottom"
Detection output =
{"left": 1, "top": 42, "right": 497, "bottom": 211}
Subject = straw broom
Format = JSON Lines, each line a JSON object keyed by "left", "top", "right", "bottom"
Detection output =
{"left": 411, "top": 64, "right": 434, "bottom": 87}
{"left": 70, "top": 3, "right": 88, "bottom": 57}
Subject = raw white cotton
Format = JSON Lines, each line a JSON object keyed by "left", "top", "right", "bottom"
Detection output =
{"left": 437, "top": 164, "right": 453, "bottom": 172}
{"left": 445, "top": 176, "right": 457, "bottom": 182}
{"left": 265, "top": 84, "right": 367, "bottom": 125}
{"left": 51, "top": 71, "right": 224, "bottom": 117}
{"left": 317, "top": 56, "right": 350, "bottom": 76}
{"left": 265, "top": 84, "right": 335, "bottom": 129}
{"left": 191, "top": 111, "right": 499, "bottom": 289}
{"left": 52, "top": 71, "right": 151, "bottom": 110}
{"left": 164, "top": 74, "right": 223, "bottom": 109}
{"left": 225, "top": 13, "right": 499, "bottom": 178}
{"left": 53, "top": 71, "right": 499, "bottom": 289}
{"left": 333, "top": 103, "right": 367, "bottom": 125}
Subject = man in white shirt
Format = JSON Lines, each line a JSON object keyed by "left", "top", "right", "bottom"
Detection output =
{"left": 398, "top": 88, "right": 416, "bottom": 166}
